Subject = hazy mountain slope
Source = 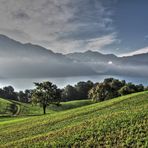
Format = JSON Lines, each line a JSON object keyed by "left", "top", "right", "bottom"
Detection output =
{"left": 66, "top": 50, "right": 148, "bottom": 77}
{"left": 66, "top": 50, "right": 148, "bottom": 65}
{"left": 121, "top": 53, "right": 148, "bottom": 65}
{"left": 0, "top": 34, "right": 148, "bottom": 78}
{"left": 66, "top": 50, "right": 118, "bottom": 63}
{"left": 0, "top": 35, "right": 96, "bottom": 78}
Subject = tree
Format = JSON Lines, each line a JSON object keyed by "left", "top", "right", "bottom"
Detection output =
{"left": 75, "top": 81, "right": 94, "bottom": 100}
{"left": 119, "top": 85, "right": 132, "bottom": 95}
{"left": 18, "top": 91, "right": 26, "bottom": 102}
{"left": 88, "top": 83, "right": 113, "bottom": 102}
{"left": 24, "top": 89, "right": 33, "bottom": 103}
{"left": 61, "top": 81, "right": 94, "bottom": 101}
{"left": 2, "top": 86, "right": 17, "bottom": 100}
{"left": 135, "top": 84, "right": 144, "bottom": 92}
{"left": 89, "top": 78, "right": 128, "bottom": 102}
{"left": 32, "top": 81, "right": 61, "bottom": 114}
{"left": 119, "top": 83, "right": 144, "bottom": 95}
{"left": 61, "top": 85, "right": 77, "bottom": 101}
{"left": 0, "top": 88, "right": 4, "bottom": 98}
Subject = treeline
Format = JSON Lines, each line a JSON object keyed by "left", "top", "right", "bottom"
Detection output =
{"left": 0, "top": 78, "right": 147, "bottom": 104}
{"left": 88, "top": 78, "right": 146, "bottom": 102}
{"left": 62, "top": 78, "right": 147, "bottom": 102}
{"left": 0, "top": 86, "right": 32, "bottom": 103}
{"left": 61, "top": 81, "right": 94, "bottom": 101}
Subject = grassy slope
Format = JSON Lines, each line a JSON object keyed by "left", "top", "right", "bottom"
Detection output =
{"left": 0, "top": 98, "right": 19, "bottom": 116}
{"left": 0, "top": 99, "right": 93, "bottom": 120}
{"left": 0, "top": 92, "right": 148, "bottom": 147}
{"left": 0, "top": 98, "right": 11, "bottom": 115}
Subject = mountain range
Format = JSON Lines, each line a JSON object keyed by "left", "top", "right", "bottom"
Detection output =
{"left": 0, "top": 34, "right": 148, "bottom": 78}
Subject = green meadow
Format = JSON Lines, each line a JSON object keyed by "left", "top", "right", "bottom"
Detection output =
{"left": 0, "top": 91, "right": 148, "bottom": 147}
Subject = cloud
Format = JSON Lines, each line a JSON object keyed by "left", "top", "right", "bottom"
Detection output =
{"left": 0, "top": 0, "right": 116, "bottom": 53}
{"left": 47, "top": 33, "right": 119, "bottom": 53}
{"left": 120, "top": 46, "right": 148, "bottom": 57}
{"left": 12, "top": 10, "right": 30, "bottom": 20}
{"left": 86, "top": 33, "right": 119, "bottom": 51}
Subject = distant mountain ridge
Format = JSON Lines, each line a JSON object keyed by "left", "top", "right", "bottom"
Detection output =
{"left": 66, "top": 49, "right": 148, "bottom": 65}
{"left": 0, "top": 34, "right": 66, "bottom": 60}
{"left": 0, "top": 34, "right": 96, "bottom": 78}
{"left": 66, "top": 50, "right": 119, "bottom": 63}
{"left": 0, "top": 34, "right": 148, "bottom": 78}
{"left": 1, "top": 34, "right": 148, "bottom": 63}
{"left": 121, "top": 52, "right": 148, "bottom": 65}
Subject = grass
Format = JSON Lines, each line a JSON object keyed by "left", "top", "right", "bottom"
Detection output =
{"left": 0, "top": 91, "right": 148, "bottom": 147}
{"left": 0, "top": 98, "right": 93, "bottom": 119}
{"left": 0, "top": 98, "right": 18, "bottom": 116}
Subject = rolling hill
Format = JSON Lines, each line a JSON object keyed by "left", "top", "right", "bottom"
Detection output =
{"left": 0, "top": 98, "right": 93, "bottom": 117}
{"left": 0, "top": 91, "right": 147, "bottom": 147}
{"left": 0, "top": 98, "right": 18, "bottom": 116}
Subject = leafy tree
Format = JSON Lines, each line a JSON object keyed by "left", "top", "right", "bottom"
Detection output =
{"left": 18, "top": 91, "right": 26, "bottom": 102}
{"left": 24, "top": 89, "right": 33, "bottom": 103}
{"left": 135, "top": 84, "right": 144, "bottom": 92}
{"left": 61, "top": 85, "right": 77, "bottom": 101}
{"left": 75, "top": 81, "right": 94, "bottom": 100}
{"left": 2, "top": 86, "right": 17, "bottom": 100}
{"left": 119, "top": 83, "right": 144, "bottom": 95}
{"left": 62, "top": 81, "right": 94, "bottom": 101}
{"left": 119, "top": 85, "right": 132, "bottom": 95}
{"left": 109, "top": 79, "right": 125, "bottom": 91}
{"left": 88, "top": 82, "right": 113, "bottom": 102}
{"left": 0, "top": 88, "right": 4, "bottom": 98}
{"left": 32, "top": 81, "right": 61, "bottom": 114}
{"left": 89, "top": 78, "right": 145, "bottom": 102}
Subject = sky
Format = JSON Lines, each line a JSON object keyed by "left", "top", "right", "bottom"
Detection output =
{"left": 0, "top": 0, "right": 148, "bottom": 90}
{"left": 0, "top": 0, "right": 148, "bottom": 55}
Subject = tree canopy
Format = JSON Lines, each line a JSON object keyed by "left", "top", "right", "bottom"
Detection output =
{"left": 32, "top": 81, "right": 61, "bottom": 114}
{"left": 88, "top": 78, "right": 144, "bottom": 102}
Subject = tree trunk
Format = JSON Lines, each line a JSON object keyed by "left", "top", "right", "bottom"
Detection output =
{"left": 43, "top": 104, "right": 46, "bottom": 114}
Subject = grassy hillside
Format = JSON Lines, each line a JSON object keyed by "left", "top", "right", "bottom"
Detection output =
{"left": 0, "top": 98, "right": 19, "bottom": 116}
{"left": 0, "top": 98, "right": 93, "bottom": 118}
{"left": 0, "top": 92, "right": 148, "bottom": 147}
